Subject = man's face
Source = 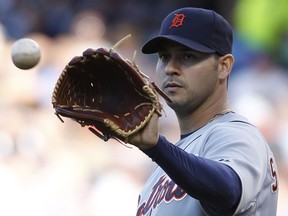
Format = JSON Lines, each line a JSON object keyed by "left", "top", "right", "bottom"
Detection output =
{"left": 156, "top": 41, "right": 220, "bottom": 114}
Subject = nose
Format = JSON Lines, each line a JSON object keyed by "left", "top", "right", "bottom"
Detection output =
{"left": 165, "top": 58, "right": 180, "bottom": 76}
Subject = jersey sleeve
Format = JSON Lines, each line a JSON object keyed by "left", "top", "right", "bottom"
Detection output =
{"left": 142, "top": 135, "right": 241, "bottom": 215}
{"left": 199, "top": 121, "right": 270, "bottom": 215}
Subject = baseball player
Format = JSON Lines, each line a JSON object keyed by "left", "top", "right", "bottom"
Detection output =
{"left": 129, "top": 7, "right": 279, "bottom": 216}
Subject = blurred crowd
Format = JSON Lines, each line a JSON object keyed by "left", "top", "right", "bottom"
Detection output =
{"left": 0, "top": 0, "right": 288, "bottom": 215}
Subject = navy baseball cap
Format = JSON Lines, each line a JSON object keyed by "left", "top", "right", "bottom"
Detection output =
{"left": 142, "top": 7, "right": 233, "bottom": 56}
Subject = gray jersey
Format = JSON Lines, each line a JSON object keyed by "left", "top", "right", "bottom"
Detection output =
{"left": 137, "top": 112, "right": 278, "bottom": 216}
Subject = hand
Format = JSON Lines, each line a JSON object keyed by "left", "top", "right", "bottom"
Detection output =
{"left": 128, "top": 113, "right": 159, "bottom": 150}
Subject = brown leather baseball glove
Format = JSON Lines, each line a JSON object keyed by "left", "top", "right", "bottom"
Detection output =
{"left": 52, "top": 35, "right": 171, "bottom": 143}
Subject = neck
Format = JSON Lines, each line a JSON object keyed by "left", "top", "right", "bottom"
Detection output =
{"left": 176, "top": 101, "right": 230, "bottom": 135}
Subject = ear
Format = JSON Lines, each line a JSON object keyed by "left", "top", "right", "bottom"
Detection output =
{"left": 218, "top": 54, "right": 234, "bottom": 80}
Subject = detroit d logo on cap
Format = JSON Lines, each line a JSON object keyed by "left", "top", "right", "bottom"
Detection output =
{"left": 169, "top": 13, "right": 186, "bottom": 29}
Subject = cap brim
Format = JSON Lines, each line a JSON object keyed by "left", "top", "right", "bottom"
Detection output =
{"left": 142, "top": 35, "right": 216, "bottom": 54}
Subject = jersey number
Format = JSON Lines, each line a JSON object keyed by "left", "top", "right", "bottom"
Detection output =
{"left": 269, "top": 157, "right": 278, "bottom": 193}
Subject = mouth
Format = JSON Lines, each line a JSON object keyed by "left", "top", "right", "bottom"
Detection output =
{"left": 164, "top": 81, "right": 182, "bottom": 90}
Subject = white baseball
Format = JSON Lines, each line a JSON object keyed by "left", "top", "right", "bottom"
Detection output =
{"left": 11, "top": 38, "right": 41, "bottom": 70}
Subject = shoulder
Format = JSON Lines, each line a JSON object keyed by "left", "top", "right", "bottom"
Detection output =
{"left": 208, "top": 112, "right": 263, "bottom": 138}
{"left": 200, "top": 112, "right": 268, "bottom": 155}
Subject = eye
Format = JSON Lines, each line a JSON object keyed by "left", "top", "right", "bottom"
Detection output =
{"left": 182, "top": 51, "right": 203, "bottom": 61}
{"left": 181, "top": 52, "right": 211, "bottom": 63}
{"left": 183, "top": 53, "right": 194, "bottom": 60}
{"left": 158, "top": 53, "right": 170, "bottom": 62}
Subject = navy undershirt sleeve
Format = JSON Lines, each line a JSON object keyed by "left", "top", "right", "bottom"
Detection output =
{"left": 142, "top": 135, "right": 241, "bottom": 214}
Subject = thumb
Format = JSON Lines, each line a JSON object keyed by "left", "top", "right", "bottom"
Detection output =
{"left": 128, "top": 113, "right": 159, "bottom": 149}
